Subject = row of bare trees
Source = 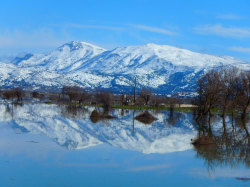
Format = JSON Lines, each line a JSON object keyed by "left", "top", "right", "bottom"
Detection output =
{"left": 195, "top": 67, "right": 249, "bottom": 121}
{"left": 0, "top": 88, "right": 57, "bottom": 103}
{"left": 61, "top": 86, "right": 183, "bottom": 107}
{"left": 61, "top": 86, "right": 113, "bottom": 110}
{"left": 1, "top": 88, "right": 25, "bottom": 102}
{"left": 61, "top": 86, "right": 89, "bottom": 104}
{"left": 0, "top": 85, "right": 183, "bottom": 114}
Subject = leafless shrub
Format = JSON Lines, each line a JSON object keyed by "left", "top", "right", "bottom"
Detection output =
{"left": 196, "top": 67, "right": 250, "bottom": 124}
{"left": 3, "top": 90, "right": 13, "bottom": 100}
{"left": 139, "top": 89, "right": 151, "bottom": 105}
{"left": 94, "top": 90, "right": 113, "bottom": 112}
{"left": 90, "top": 109, "right": 116, "bottom": 123}
{"left": 62, "top": 86, "right": 88, "bottom": 105}
{"left": 218, "top": 67, "right": 239, "bottom": 117}
{"left": 2, "top": 88, "right": 24, "bottom": 102}
{"left": 135, "top": 111, "right": 157, "bottom": 124}
{"left": 235, "top": 71, "right": 250, "bottom": 120}
{"left": 196, "top": 70, "right": 222, "bottom": 117}
{"left": 32, "top": 91, "right": 39, "bottom": 98}
{"left": 151, "top": 95, "right": 166, "bottom": 107}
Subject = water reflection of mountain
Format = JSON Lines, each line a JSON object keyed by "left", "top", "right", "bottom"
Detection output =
{"left": 0, "top": 104, "right": 197, "bottom": 154}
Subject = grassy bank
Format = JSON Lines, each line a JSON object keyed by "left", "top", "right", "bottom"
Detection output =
{"left": 111, "top": 105, "right": 195, "bottom": 111}
{"left": 39, "top": 101, "right": 196, "bottom": 111}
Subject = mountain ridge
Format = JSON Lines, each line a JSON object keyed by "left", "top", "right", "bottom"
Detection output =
{"left": 0, "top": 41, "right": 249, "bottom": 94}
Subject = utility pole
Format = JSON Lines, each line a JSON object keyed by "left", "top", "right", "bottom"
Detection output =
{"left": 133, "top": 77, "right": 136, "bottom": 104}
{"left": 11, "top": 78, "right": 15, "bottom": 120}
{"left": 132, "top": 110, "right": 135, "bottom": 132}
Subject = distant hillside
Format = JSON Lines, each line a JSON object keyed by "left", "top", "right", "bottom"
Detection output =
{"left": 0, "top": 41, "right": 249, "bottom": 95}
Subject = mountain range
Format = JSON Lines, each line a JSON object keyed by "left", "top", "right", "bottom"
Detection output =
{"left": 0, "top": 41, "right": 249, "bottom": 95}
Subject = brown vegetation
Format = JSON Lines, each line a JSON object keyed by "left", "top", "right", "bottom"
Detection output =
{"left": 135, "top": 111, "right": 158, "bottom": 124}
{"left": 139, "top": 89, "right": 151, "bottom": 105}
{"left": 94, "top": 90, "right": 113, "bottom": 112}
{"left": 62, "top": 86, "right": 89, "bottom": 104}
{"left": 2, "top": 88, "right": 24, "bottom": 102}
{"left": 151, "top": 96, "right": 166, "bottom": 107}
{"left": 192, "top": 115, "right": 250, "bottom": 170}
{"left": 195, "top": 67, "right": 250, "bottom": 121}
{"left": 191, "top": 135, "right": 214, "bottom": 145}
{"left": 90, "top": 109, "right": 116, "bottom": 123}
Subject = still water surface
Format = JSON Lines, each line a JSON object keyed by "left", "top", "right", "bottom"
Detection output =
{"left": 0, "top": 104, "right": 249, "bottom": 186}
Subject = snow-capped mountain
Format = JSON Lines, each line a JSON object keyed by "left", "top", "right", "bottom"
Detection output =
{"left": 16, "top": 41, "right": 106, "bottom": 71}
{"left": 78, "top": 43, "right": 243, "bottom": 74}
{"left": 0, "top": 41, "right": 249, "bottom": 94}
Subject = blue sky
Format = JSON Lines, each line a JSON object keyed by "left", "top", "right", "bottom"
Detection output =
{"left": 0, "top": 0, "right": 250, "bottom": 61}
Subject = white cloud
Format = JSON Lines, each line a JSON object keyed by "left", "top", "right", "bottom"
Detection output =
{"left": 66, "top": 23, "right": 124, "bottom": 31}
{"left": 189, "top": 168, "right": 250, "bottom": 179}
{"left": 229, "top": 46, "right": 250, "bottom": 54}
{"left": 66, "top": 23, "right": 177, "bottom": 36}
{"left": 216, "top": 13, "right": 244, "bottom": 20}
{"left": 194, "top": 24, "right": 250, "bottom": 38}
{"left": 127, "top": 164, "right": 170, "bottom": 172}
{"left": 132, "top": 24, "right": 177, "bottom": 36}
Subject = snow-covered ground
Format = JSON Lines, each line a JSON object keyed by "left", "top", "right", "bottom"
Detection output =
{"left": 0, "top": 41, "right": 249, "bottom": 93}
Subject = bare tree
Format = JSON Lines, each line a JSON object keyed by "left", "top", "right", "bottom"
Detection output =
{"left": 3, "top": 90, "right": 13, "bottom": 100}
{"left": 62, "top": 86, "right": 88, "bottom": 105}
{"left": 218, "top": 67, "right": 239, "bottom": 117}
{"left": 2, "top": 88, "right": 24, "bottom": 102}
{"left": 196, "top": 70, "right": 222, "bottom": 118}
{"left": 235, "top": 71, "right": 250, "bottom": 120}
{"left": 32, "top": 91, "right": 39, "bottom": 98}
{"left": 195, "top": 67, "right": 249, "bottom": 129}
{"left": 13, "top": 88, "right": 24, "bottom": 102}
{"left": 151, "top": 95, "right": 165, "bottom": 107}
{"left": 95, "top": 90, "right": 113, "bottom": 112}
{"left": 139, "top": 89, "right": 151, "bottom": 105}
{"left": 166, "top": 97, "right": 177, "bottom": 118}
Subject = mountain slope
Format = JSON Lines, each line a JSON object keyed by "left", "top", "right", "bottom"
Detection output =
{"left": 0, "top": 41, "right": 249, "bottom": 94}
{"left": 77, "top": 43, "right": 244, "bottom": 74}
{"left": 72, "top": 43, "right": 249, "bottom": 93}
{"left": 16, "top": 41, "right": 106, "bottom": 72}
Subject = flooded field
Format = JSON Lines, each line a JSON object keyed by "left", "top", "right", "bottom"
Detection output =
{"left": 0, "top": 104, "right": 249, "bottom": 186}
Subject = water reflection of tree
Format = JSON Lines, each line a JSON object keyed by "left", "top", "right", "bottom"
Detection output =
{"left": 60, "top": 105, "right": 89, "bottom": 119}
{"left": 5, "top": 104, "right": 11, "bottom": 114}
{"left": 89, "top": 107, "right": 117, "bottom": 124}
{"left": 164, "top": 111, "right": 182, "bottom": 126}
{"left": 193, "top": 115, "right": 250, "bottom": 171}
{"left": 135, "top": 111, "right": 157, "bottom": 124}
{"left": 4, "top": 103, "right": 23, "bottom": 120}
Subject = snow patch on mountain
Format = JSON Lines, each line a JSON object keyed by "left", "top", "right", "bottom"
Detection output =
{"left": 0, "top": 41, "right": 249, "bottom": 93}
{"left": 77, "top": 43, "right": 244, "bottom": 75}
{"left": 17, "top": 41, "right": 106, "bottom": 72}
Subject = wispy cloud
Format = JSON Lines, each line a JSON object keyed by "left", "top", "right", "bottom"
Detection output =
{"left": 127, "top": 164, "right": 170, "bottom": 172}
{"left": 132, "top": 24, "right": 177, "bottom": 36}
{"left": 216, "top": 13, "right": 244, "bottom": 20}
{"left": 66, "top": 23, "right": 178, "bottom": 36}
{"left": 65, "top": 23, "right": 124, "bottom": 31}
{"left": 189, "top": 168, "right": 250, "bottom": 179}
{"left": 194, "top": 24, "right": 250, "bottom": 38}
{"left": 229, "top": 46, "right": 250, "bottom": 54}
{"left": 62, "top": 163, "right": 120, "bottom": 168}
